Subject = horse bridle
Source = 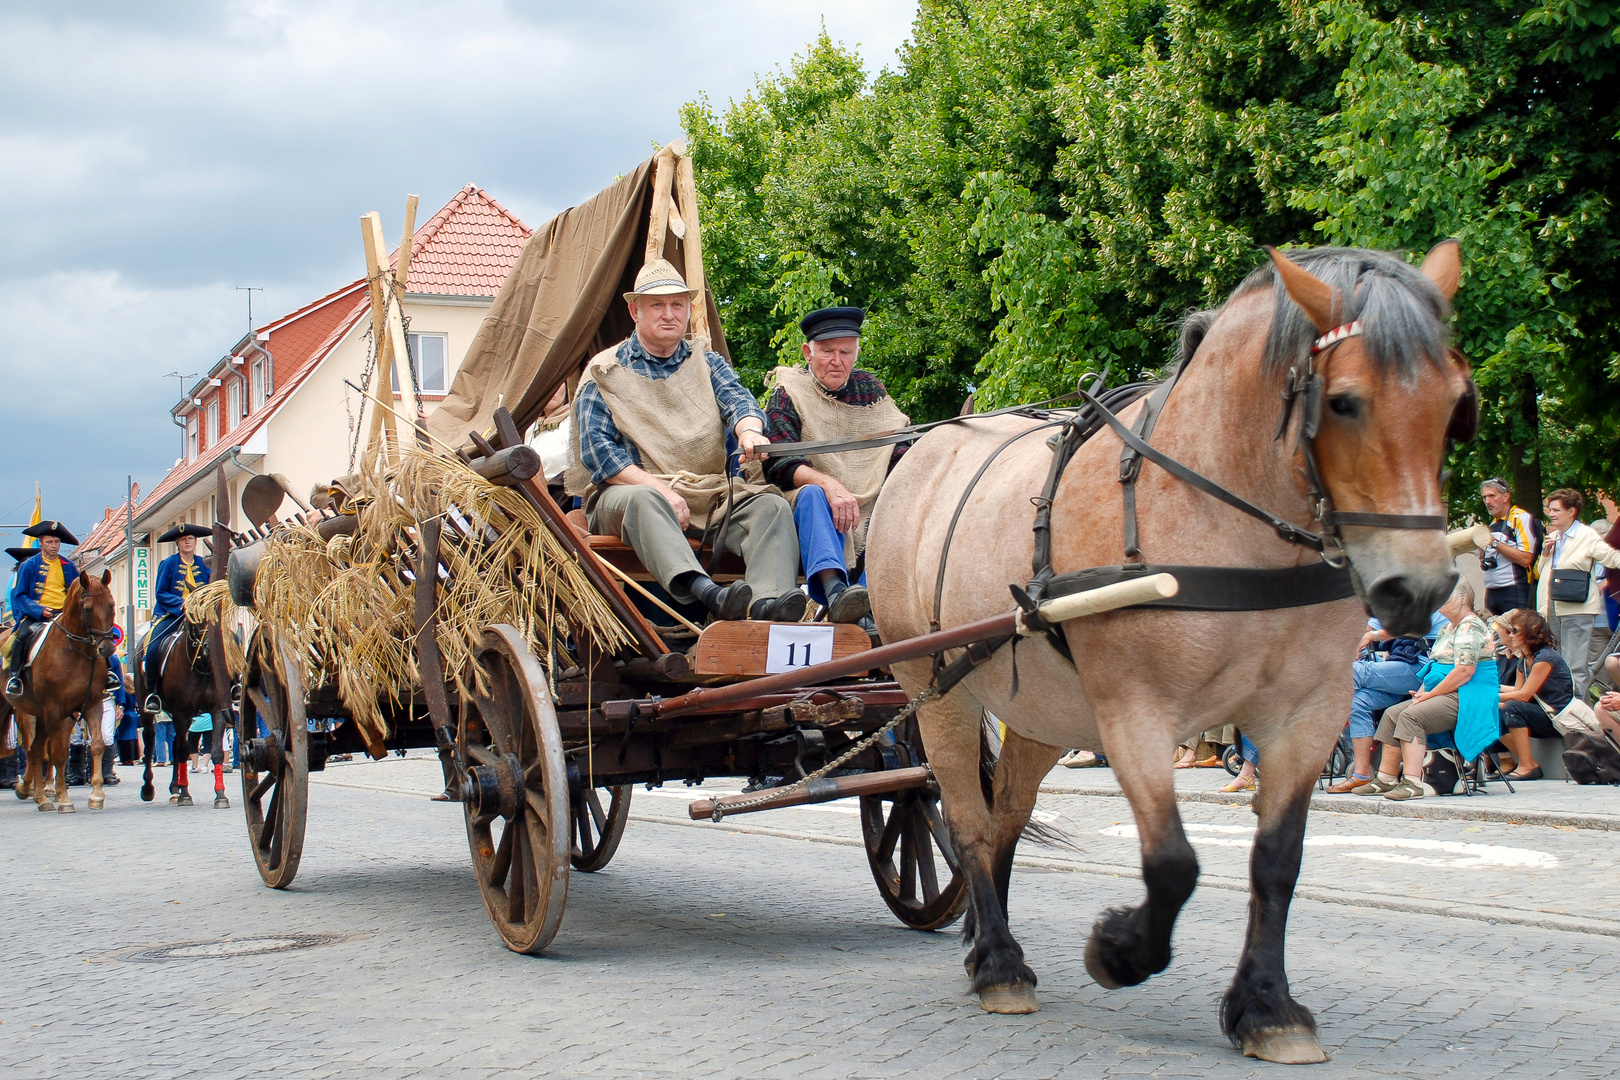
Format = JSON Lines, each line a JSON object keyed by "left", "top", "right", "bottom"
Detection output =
{"left": 60, "top": 589, "right": 118, "bottom": 660}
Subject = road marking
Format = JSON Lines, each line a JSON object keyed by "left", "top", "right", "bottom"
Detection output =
{"left": 1098, "top": 822, "right": 1560, "bottom": 868}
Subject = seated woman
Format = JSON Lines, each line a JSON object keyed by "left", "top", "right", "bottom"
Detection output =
{"left": 1355, "top": 580, "right": 1499, "bottom": 801}
{"left": 1496, "top": 609, "right": 1573, "bottom": 780}
{"left": 1595, "top": 654, "right": 1620, "bottom": 740}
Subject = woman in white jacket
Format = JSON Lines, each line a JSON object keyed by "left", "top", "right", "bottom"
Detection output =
{"left": 1536, "top": 488, "right": 1620, "bottom": 698}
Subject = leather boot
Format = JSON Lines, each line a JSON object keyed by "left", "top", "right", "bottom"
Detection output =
{"left": 750, "top": 591, "right": 809, "bottom": 622}
{"left": 101, "top": 745, "right": 119, "bottom": 785}
{"left": 685, "top": 575, "right": 752, "bottom": 621}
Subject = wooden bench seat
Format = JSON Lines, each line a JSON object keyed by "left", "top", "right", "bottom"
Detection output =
{"left": 565, "top": 508, "right": 745, "bottom": 582}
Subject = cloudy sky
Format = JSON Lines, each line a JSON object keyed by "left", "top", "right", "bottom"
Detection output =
{"left": 0, "top": 0, "right": 916, "bottom": 542}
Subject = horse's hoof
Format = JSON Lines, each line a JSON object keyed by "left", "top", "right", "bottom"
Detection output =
{"left": 140, "top": 785, "right": 154, "bottom": 803}
{"left": 213, "top": 794, "right": 230, "bottom": 809}
{"left": 89, "top": 796, "right": 105, "bottom": 810}
{"left": 168, "top": 794, "right": 180, "bottom": 804}
{"left": 169, "top": 782, "right": 180, "bottom": 795}
{"left": 37, "top": 801, "right": 56, "bottom": 812}
{"left": 1084, "top": 933, "right": 1125, "bottom": 990}
{"left": 13, "top": 783, "right": 28, "bottom": 800}
{"left": 1242, "top": 1028, "right": 1329, "bottom": 1064}
{"left": 978, "top": 983, "right": 1039, "bottom": 1014}
{"left": 57, "top": 801, "right": 76, "bottom": 814}
{"left": 176, "top": 793, "right": 194, "bottom": 806}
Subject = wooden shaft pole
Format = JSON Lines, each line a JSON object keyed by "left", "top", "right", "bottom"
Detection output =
{"left": 686, "top": 765, "right": 931, "bottom": 820}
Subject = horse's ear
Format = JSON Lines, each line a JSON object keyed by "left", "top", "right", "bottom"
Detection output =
{"left": 101, "top": 569, "right": 112, "bottom": 587}
{"left": 1419, "top": 239, "right": 1461, "bottom": 301}
{"left": 1264, "top": 246, "right": 1335, "bottom": 333}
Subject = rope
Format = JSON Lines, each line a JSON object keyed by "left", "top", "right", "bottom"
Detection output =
{"left": 703, "top": 684, "right": 939, "bottom": 823}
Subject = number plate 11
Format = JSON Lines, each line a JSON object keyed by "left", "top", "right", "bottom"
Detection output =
{"left": 764, "top": 624, "right": 837, "bottom": 673}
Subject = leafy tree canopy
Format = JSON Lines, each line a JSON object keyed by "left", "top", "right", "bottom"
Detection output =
{"left": 683, "top": 1, "right": 1618, "bottom": 518}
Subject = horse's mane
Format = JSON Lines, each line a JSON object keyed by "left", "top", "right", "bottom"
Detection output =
{"left": 1179, "top": 246, "right": 1451, "bottom": 378}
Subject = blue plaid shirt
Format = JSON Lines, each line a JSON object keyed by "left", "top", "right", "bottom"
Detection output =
{"left": 576, "top": 334, "right": 764, "bottom": 485}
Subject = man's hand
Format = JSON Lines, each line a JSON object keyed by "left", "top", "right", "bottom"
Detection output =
{"left": 737, "top": 427, "right": 771, "bottom": 463}
{"left": 821, "top": 479, "right": 861, "bottom": 533}
{"left": 661, "top": 487, "right": 691, "bottom": 531}
{"left": 1600, "top": 690, "right": 1620, "bottom": 713}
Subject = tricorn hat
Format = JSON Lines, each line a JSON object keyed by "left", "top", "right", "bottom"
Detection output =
{"left": 22, "top": 520, "right": 78, "bottom": 545}
{"left": 6, "top": 546, "right": 35, "bottom": 563}
{"left": 158, "top": 523, "right": 213, "bottom": 544}
{"left": 623, "top": 258, "right": 698, "bottom": 303}
{"left": 800, "top": 306, "right": 865, "bottom": 342}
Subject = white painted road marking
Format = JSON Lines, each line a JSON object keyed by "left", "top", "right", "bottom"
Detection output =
{"left": 1098, "top": 821, "right": 1559, "bottom": 869}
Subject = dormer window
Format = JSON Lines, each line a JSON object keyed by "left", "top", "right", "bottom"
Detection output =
{"left": 227, "top": 380, "right": 242, "bottom": 428}
{"left": 186, "top": 414, "right": 199, "bottom": 460}
{"left": 205, "top": 401, "right": 219, "bottom": 448}
{"left": 251, "top": 358, "right": 268, "bottom": 409}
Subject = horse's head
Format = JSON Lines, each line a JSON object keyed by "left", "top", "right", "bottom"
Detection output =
{"left": 74, "top": 569, "right": 120, "bottom": 658}
{"left": 1263, "top": 241, "right": 1470, "bottom": 636}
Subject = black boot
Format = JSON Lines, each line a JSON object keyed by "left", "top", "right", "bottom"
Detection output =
{"left": 67, "top": 744, "right": 88, "bottom": 786}
{"left": 683, "top": 574, "right": 752, "bottom": 621}
{"left": 101, "top": 745, "right": 119, "bottom": 785}
{"left": 750, "top": 590, "right": 809, "bottom": 622}
{"left": 823, "top": 582, "right": 871, "bottom": 624}
{"left": 0, "top": 750, "right": 15, "bottom": 787}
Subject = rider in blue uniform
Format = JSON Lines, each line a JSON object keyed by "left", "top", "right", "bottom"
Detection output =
{"left": 143, "top": 524, "right": 213, "bottom": 713}
{"left": 6, "top": 520, "right": 81, "bottom": 697}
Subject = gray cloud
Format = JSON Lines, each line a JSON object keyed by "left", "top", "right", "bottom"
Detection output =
{"left": 0, "top": 0, "right": 915, "bottom": 539}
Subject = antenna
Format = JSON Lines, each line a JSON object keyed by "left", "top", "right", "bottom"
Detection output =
{"left": 236, "top": 286, "right": 264, "bottom": 334}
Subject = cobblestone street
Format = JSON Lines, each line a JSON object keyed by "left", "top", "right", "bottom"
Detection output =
{"left": 4, "top": 755, "right": 1618, "bottom": 1080}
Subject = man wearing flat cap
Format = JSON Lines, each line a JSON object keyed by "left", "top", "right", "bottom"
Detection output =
{"left": 142, "top": 523, "right": 212, "bottom": 711}
{"left": 5, "top": 521, "right": 82, "bottom": 695}
{"left": 763, "top": 307, "right": 909, "bottom": 625}
{"left": 565, "top": 258, "right": 805, "bottom": 623}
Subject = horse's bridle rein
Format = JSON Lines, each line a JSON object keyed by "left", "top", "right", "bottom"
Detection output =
{"left": 59, "top": 588, "right": 118, "bottom": 660}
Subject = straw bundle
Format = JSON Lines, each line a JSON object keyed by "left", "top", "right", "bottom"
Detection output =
{"left": 224, "top": 445, "right": 632, "bottom": 748}
{"left": 183, "top": 579, "right": 248, "bottom": 676}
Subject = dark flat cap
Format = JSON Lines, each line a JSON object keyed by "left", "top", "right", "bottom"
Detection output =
{"left": 7, "top": 546, "right": 35, "bottom": 563}
{"left": 22, "top": 520, "right": 78, "bottom": 545}
{"left": 800, "top": 306, "right": 866, "bottom": 341}
{"left": 158, "top": 523, "right": 214, "bottom": 543}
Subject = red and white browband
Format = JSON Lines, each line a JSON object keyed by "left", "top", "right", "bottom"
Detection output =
{"left": 1311, "top": 319, "right": 1362, "bottom": 356}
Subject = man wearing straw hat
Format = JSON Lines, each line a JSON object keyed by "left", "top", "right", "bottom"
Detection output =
{"left": 567, "top": 258, "right": 804, "bottom": 623}
{"left": 5, "top": 520, "right": 82, "bottom": 696}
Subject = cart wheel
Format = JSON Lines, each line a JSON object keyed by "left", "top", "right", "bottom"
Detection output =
{"left": 570, "top": 782, "right": 631, "bottom": 872}
{"left": 240, "top": 631, "right": 309, "bottom": 890}
{"left": 1222, "top": 743, "right": 1244, "bottom": 777}
{"left": 460, "top": 625, "right": 570, "bottom": 954}
{"left": 860, "top": 786, "right": 968, "bottom": 931}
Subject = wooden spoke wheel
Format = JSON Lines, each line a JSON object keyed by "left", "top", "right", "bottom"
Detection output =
{"left": 459, "top": 625, "right": 570, "bottom": 954}
{"left": 570, "top": 780, "right": 631, "bottom": 872}
{"left": 860, "top": 785, "right": 968, "bottom": 930}
{"left": 239, "top": 631, "right": 309, "bottom": 890}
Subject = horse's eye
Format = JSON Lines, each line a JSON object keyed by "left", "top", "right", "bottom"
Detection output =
{"left": 1327, "top": 394, "right": 1361, "bottom": 420}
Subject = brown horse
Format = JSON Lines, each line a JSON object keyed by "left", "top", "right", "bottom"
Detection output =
{"left": 867, "top": 243, "right": 1468, "bottom": 1063}
{"left": 135, "top": 610, "right": 232, "bottom": 808}
{"left": 3, "top": 571, "right": 120, "bottom": 812}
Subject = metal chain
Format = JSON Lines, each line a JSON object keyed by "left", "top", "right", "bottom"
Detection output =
{"left": 706, "top": 685, "right": 939, "bottom": 823}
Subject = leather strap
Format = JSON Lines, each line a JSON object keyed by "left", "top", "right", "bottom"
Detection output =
{"left": 1119, "top": 365, "right": 1184, "bottom": 559}
{"left": 1323, "top": 511, "right": 1446, "bottom": 530}
{"left": 1044, "top": 561, "right": 1356, "bottom": 611}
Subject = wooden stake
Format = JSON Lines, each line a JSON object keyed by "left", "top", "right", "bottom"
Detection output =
{"left": 674, "top": 151, "right": 710, "bottom": 353}
{"left": 361, "top": 211, "right": 398, "bottom": 462}
{"left": 643, "top": 145, "right": 678, "bottom": 265}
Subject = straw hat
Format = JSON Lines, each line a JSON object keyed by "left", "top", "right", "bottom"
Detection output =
{"left": 623, "top": 258, "right": 698, "bottom": 303}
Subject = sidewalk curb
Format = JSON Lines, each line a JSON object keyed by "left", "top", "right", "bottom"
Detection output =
{"left": 1039, "top": 783, "right": 1620, "bottom": 831}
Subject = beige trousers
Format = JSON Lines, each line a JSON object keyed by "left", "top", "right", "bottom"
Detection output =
{"left": 589, "top": 484, "right": 800, "bottom": 604}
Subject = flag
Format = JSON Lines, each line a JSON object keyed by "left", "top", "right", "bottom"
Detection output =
{"left": 23, "top": 483, "right": 40, "bottom": 548}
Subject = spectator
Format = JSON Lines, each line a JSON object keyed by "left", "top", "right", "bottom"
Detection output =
{"left": 1327, "top": 610, "right": 1447, "bottom": 793}
{"left": 152, "top": 710, "right": 174, "bottom": 767}
{"left": 1496, "top": 610, "right": 1573, "bottom": 780}
{"left": 1592, "top": 654, "right": 1620, "bottom": 741}
{"left": 1480, "top": 478, "right": 1543, "bottom": 615}
{"left": 1220, "top": 734, "right": 1258, "bottom": 793}
{"left": 1354, "top": 580, "right": 1498, "bottom": 801}
{"left": 1537, "top": 488, "right": 1620, "bottom": 699}
{"left": 115, "top": 670, "right": 140, "bottom": 766}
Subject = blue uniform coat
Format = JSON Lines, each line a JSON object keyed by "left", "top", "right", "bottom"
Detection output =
{"left": 153, "top": 553, "right": 211, "bottom": 618}
{"left": 9, "top": 552, "right": 81, "bottom": 622}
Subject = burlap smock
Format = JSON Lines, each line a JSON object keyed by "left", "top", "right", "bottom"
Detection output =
{"left": 768, "top": 364, "right": 909, "bottom": 563}
{"left": 566, "top": 341, "right": 776, "bottom": 532}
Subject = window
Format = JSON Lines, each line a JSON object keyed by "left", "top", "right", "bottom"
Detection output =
{"left": 206, "top": 402, "right": 218, "bottom": 448}
{"left": 186, "top": 414, "right": 199, "bottom": 460}
{"left": 227, "top": 381, "right": 242, "bottom": 428}
{"left": 394, "top": 332, "right": 448, "bottom": 395}
{"left": 251, "top": 358, "right": 267, "bottom": 409}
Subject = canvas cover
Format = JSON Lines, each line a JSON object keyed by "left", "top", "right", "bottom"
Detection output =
{"left": 427, "top": 156, "right": 730, "bottom": 447}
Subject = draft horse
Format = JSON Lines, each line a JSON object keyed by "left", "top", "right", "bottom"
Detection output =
{"left": 136, "top": 608, "right": 233, "bottom": 808}
{"left": 867, "top": 243, "right": 1472, "bottom": 1063}
{"left": 3, "top": 571, "right": 120, "bottom": 812}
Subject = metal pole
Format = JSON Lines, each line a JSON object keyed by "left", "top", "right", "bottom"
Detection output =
{"left": 124, "top": 474, "right": 134, "bottom": 646}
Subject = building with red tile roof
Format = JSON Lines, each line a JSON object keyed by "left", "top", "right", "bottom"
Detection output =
{"left": 78, "top": 185, "right": 531, "bottom": 625}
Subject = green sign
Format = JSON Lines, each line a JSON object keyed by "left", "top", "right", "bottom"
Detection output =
{"left": 134, "top": 546, "right": 150, "bottom": 609}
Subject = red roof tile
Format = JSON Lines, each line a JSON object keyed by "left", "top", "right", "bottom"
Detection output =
{"left": 393, "top": 185, "right": 532, "bottom": 296}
